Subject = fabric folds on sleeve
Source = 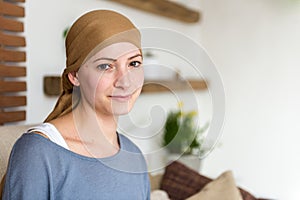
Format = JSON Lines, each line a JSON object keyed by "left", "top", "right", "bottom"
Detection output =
{"left": 2, "top": 134, "right": 52, "bottom": 200}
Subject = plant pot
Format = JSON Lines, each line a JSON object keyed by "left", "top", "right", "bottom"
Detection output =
{"left": 167, "top": 153, "right": 202, "bottom": 172}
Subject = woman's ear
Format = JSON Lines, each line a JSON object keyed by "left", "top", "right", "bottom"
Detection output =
{"left": 68, "top": 72, "right": 80, "bottom": 86}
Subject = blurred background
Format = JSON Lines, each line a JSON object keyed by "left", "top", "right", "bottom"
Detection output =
{"left": 21, "top": 0, "right": 300, "bottom": 199}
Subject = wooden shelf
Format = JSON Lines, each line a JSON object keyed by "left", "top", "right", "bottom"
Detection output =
{"left": 110, "top": 0, "right": 200, "bottom": 23}
{"left": 43, "top": 76, "right": 208, "bottom": 95}
{"left": 141, "top": 79, "right": 207, "bottom": 93}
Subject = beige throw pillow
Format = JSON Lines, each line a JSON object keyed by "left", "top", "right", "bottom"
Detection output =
{"left": 186, "top": 171, "right": 243, "bottom": 200}
{"left": 149, "top": 173, "right": 164, "bottom": 191}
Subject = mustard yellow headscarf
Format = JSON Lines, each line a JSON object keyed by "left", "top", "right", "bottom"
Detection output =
{"left": 44, "top": 10, "right": 141, "bottom": 122}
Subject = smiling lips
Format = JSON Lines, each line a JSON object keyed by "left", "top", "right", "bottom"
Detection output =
{"left": 109, "top": 94, "right": 132, "bottom": 102}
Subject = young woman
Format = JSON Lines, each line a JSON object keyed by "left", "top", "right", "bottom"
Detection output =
{"left": 2, "top": 10, "right": 150, "bottom": 199}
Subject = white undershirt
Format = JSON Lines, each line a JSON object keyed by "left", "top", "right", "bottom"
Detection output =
{"left": 27, "top": 123, "right": 70, "bottom": 150}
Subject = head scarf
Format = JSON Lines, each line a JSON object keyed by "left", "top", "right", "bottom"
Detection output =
{"left": 44, "top": 10, "right": 141, "bottom": 122}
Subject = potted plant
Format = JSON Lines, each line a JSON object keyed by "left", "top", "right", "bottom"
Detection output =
{"left": 162, "top": 102, "right": 208, "bottom": 170}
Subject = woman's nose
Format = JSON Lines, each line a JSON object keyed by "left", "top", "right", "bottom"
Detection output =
{"left": 114, "top": 68, "right": 131, "bottom": 89}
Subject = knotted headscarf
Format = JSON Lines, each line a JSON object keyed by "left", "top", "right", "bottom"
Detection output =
{"left": 44, "top": 10, "right": 141, "bottom": 122}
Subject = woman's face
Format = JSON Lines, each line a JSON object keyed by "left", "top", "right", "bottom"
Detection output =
{"left": 76, "top": 42, "right": 144, "bottom": 116}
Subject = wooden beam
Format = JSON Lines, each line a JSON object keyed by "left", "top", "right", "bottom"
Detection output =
{"left": 0, "top": 95, "right": 26, "bottom": 107}
{"left": 0, "top": 80, "right": 26, "bottom": 92}
{"left": 0, "top": 48, "right": 26, "bottom": 62}
{"left": 0, "top": 65, "right": 26, "bottom": 77}
{"left": 0, "top": 31, "right": 26, "bottom": 47}
{"left": 110, "top": 0, "right": 200, "bottom": 23}
{"left": 0, "top": 1, "right": 25, "bottom": 17}
{"left": 0, "top": 16, "right": 24, "bottom": 32}
{"left": 0, "top": 110, "right": 26, "bottom": 124}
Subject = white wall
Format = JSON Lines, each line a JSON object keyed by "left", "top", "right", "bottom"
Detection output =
{"left": 199, "top": 0, "right": 300, "bottom": 199}
{"left": 23, "top": 0, "right": 300, "bottom": 199}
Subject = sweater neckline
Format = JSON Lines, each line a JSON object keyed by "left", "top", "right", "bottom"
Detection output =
{"left": 26, "top": 131, "right": 124, "bottom": 162}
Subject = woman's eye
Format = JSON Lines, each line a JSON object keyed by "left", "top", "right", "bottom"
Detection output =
{"left": 97, "top": 64, "right": 111, "bottom": 70}
{"left": 130, "top": 61, "right": 142, "bottom": 68}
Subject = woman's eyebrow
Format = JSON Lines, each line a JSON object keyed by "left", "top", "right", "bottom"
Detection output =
{"left": 129, "top": 54, "right": 142, "bottom": 60}
{"left": 93, "top": 54, "right": 142, "bottom": 63}
{"left": 93, "top": 57, "right": 117, "bottom": 63}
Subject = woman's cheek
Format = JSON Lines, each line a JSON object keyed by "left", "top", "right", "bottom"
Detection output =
{"left": 95, "top": 75, "right": 113, "bottom": 94}
{"left": 130, "top": 67, "right": 144, "bottom": 90}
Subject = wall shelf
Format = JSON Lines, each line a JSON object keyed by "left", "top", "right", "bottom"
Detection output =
{"left": 141, "top": 79, "right": 207, "bottom": 93}
{"left": 43, "top": 76, "right": 208, "bottom": 96}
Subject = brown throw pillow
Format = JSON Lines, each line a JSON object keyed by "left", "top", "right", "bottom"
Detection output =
{"left": 160, "top": 161, "right": 211, "bottom": 200}
{"left": 239, "top": 188, "right": 258, "bottom": 200}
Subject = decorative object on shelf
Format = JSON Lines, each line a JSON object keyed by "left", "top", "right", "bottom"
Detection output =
{"left": 142, "top": 50, "right": 207, "bottom": 92}
{"left": 143, "top": 51, "right": 176, "bottom": 81}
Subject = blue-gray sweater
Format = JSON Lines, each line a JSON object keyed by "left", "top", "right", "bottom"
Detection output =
{"left": 2, "top": 133, "right": 150, "bottom": 200}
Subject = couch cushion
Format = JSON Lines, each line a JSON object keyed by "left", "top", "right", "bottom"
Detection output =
{"left": 186, "top": 171, "right": 243, "bottom": 200}
{"left": 160, "top": 161, "right": 211, "bottom": 200}
{"left": 149, "top": 173, "right": 164, "bottom": 191}
{"left": 0, "top": 125, "right": 32, "bottom": 180}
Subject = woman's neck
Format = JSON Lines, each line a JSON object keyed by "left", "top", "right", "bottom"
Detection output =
{"left": 50, "top": 103, "right": 120, "bottom": 158}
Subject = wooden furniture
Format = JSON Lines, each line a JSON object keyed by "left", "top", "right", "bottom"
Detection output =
{"left": 0, "top": 0, "right": 26, "bottom": 125}
{"left": 109, "top": 0, "right": 200, "bottom": 23}
{"left": 142, "top": 79, "right": 207, "bottom": 93}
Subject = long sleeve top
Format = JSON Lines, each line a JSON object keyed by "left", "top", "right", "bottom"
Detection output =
{"left": 2, "top": 132, "right": 150, "bottom": 200}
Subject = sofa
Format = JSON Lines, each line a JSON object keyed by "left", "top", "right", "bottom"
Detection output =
{"left": 1, "top": 125, "right": 269, "bottom": 200}
{"left": 149, "top": 161, "right": 270, "bottom": 200}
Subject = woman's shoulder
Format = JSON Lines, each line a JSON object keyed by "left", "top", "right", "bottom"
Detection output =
{"left": 15, "top": 132, "right": 50, "bottom": 146}
{"left": 13, "top": 132, "right": 54, "bottom": 152}
{"left": 118, "top": 133, "right": 142, "bottom": 153}
{"left": 10, "top": 133, "right": 61, "bottom": 160}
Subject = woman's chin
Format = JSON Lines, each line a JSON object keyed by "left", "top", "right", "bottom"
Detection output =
{"left": 111, "top": 102, "right": 134, "bottom": 116}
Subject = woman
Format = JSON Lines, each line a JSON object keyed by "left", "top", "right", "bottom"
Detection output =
{"left": 2, "top": 10, "right": 150, "bottom": 199}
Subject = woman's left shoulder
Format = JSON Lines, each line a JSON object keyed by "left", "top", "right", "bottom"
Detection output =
{"left": 118, "top": 133, "right": 142, "bottom": 153}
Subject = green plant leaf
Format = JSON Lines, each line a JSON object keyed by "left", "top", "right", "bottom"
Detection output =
{"left": 162, "top": 106, "right": 209, "bottom": 155}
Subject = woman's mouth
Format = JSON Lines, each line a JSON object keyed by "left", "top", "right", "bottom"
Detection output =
{"left": 109, "top": 94, "right": 132, "bottom": 102}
